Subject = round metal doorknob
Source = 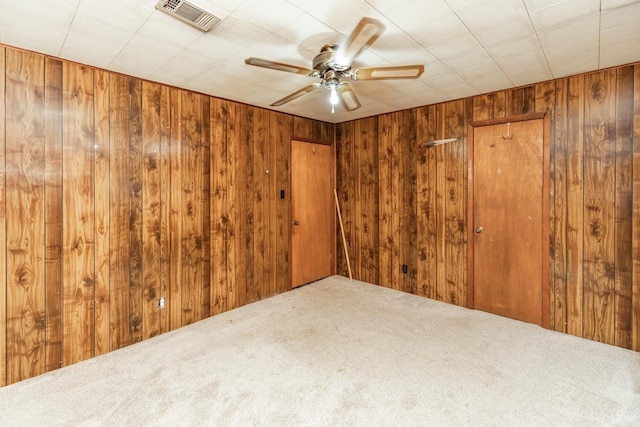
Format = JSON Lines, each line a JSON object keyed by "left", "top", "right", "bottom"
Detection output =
{"left": 292, "top": 220, "right": 300, "bottom": 226}
{"left": 475, "top": 226, "right": 484, "bottom": 234}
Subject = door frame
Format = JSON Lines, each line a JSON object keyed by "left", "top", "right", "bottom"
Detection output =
{"left": 289, "top": 137, "right": 336, "bottom": 288}
{"left": 466, "top": 112, "right": 551, "bottom": 328}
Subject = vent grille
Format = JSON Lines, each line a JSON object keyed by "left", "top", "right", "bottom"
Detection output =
{"left": 156, "top": 0, "right": 222, "bottom": 32}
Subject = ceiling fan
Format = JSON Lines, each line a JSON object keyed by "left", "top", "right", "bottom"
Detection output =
{"left": 245, "top": 17, "right": 424, "bottom": 113}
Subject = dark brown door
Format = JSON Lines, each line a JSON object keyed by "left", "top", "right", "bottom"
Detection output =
{"left": 291, "top": 140, "right": 333, "bottom": 288}
{"left": 471, "top": 118, "right": 547, "bottom": 325}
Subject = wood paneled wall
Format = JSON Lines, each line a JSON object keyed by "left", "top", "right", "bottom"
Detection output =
{"left": 337, "top": 64, "right": 640, "bottom": 352}
{"left": 0, "top": 45, "right": 334, "bottom": 386}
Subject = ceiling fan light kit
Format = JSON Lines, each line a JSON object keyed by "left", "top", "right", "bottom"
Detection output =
{"left": 245, "top": 17, "right": 424, "bottom": 113}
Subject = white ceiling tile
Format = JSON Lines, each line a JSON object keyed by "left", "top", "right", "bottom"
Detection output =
{"left": 383, "top": 0, "right": 454, "bottom": 29}
{"left": 137, "top": 11, "right": 203, "bottom": 47}
{"left": 484, "top": 34, "right": 541, "bottom": 59}
{"left": 600, "top": 0, "right": 639, "bottom": 11}
{"left": 600, "top": 23, "right": 640, "bottom": 68}
{"left": 231, "top": 0, "right": 305, "bottom": 33}
{"left": 475, "top": 15, "right": 536, "bottom": 48}
{"left": 537, "top": 13, "right": 600, "bottom": 47}
{"left": 528, "top": 0, "right": 600, "bottom": 31}
{"left": 76, "top": 0, "right": 154, "bottom": 32}
{"left": 109, "top": 34, "right": 185, "bottom": 78}
{"left": 60, "top": 15, "right": 135, "bottom": 68}
{"left": 455, "top": 0, "right": 529, "bottom": 31}
{"left": 275, "top": 14, "right": 339, "bottom": 54}
{"left": 410, "top": 13, "right": 469, "bottom": 48}
{"left": 307, "top": 0, "right": 382, "bottom": 34}
{"left": 601, "top": 1, "right": 640, "bottom": 29}
{"left": 427, "top": 32, "right": 479, "bottom": 60}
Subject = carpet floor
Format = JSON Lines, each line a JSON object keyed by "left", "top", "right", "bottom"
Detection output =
{"left": 1, "top": 276, "right": 639, "bottom": 426}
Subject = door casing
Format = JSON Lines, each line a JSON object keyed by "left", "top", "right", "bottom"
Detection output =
{"left": 466, "top": 112, "right": 551, "bottom": 328}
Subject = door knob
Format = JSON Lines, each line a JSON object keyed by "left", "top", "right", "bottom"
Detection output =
{"left": 475, "top": 226, "right": 484, "bottom": 234}
{"left": 292, "top": 220, "right": 300, "bottom": 226}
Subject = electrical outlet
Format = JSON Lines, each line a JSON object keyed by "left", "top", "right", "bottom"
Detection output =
{"left": 402, "top": 264, "right": 408, "bottom": 274}
{"left": 158, "top": 296, "right": 166, "bottom": 309}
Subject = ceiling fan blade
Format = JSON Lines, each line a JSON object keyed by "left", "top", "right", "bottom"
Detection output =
{"left": 270, "top": 85, "right": 319, "bottom": 107}
{"left": 353, "top": 64, "right": 425, "bottom": 80}
{"left": 338, "top": 84, "right": 361, "bottom": 112}
{"left": 336, "top": 17, "right": 385, "bottom": 67}
{"left": 245, "top": 57, "right": 317, "bottom": 76}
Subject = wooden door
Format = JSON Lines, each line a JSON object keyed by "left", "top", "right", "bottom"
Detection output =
{"left": 291, "top": 140, "right": 334, "bottom": 287}
{"left": 469, "top": 116, "right": 550, "bottom": 326}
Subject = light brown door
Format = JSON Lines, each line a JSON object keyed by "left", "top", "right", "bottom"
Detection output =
{"left": 291, "top": 140, "right": 334, "bottom": 288}
{"left": 471, "top": 118, "right": 547, "bottom": 325}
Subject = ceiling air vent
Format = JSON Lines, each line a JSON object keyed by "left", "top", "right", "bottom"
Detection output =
{"left": 155, "top": 0, "right": 222, "bottom": 32}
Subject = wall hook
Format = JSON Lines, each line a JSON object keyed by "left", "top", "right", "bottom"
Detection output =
{"left": 502, "top": 122, "right": 513, "bottom": 140}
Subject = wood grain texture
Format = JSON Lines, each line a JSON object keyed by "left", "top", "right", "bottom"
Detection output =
{"left": 168, "top": 88, "right": 183, "bottom": 332}
{"left": 128, "top": 79, "right": 143, "bottom": 343}
{"left": 552, "top": 78, "right": 569, "bottom": 333}
{"left": 357, "top": 117, "right": 379, "bottom": 285}
{"left": 62, "top": 62, "right": 95, "bottom": 366}
{"left": 566, "top": 76, "right": 585, "bottom": 337}
{"left": 583, "top": 70, "right": 616, "bottom": 345}
{"left": 93, "top": 69, "right": 110, "bottom": 355}
{"left": 231, "top": 102, "right": 247, "bottom": 309}
{"left": 44, "top": 57, "right": 63, "bottom": 371}
{"left": 141, "top": 81, "right": 163, "bottom": 339}
{"left": 633, "top": 64, "right": 640, "bottom": 352}
{"left": 180, "top": 91, "right": 206, "bottom": 325}
{"left": 273, "top": 112, "right": 292, "bottom": 294}
{"left": 0, "top": 46, "right": 6, "bottom": 386}
{"left": 336, "top": 120, "right": 354, "bottom": 279}
{"left": 614, "top": 66, "right": 634, "bottom": 349}
{"left": 250, "top": 107, "right": 266, "bottom": 302}
{"left": 5, "top": 49, "right": 46, "bottom": 384}
{"left": 1, "top": 44, "right": 336, "bottom": 386}
{"left": 109, "top": 74, "right": 132, "bottom": 351}
{"left": 210, "top": 97, "right": 229, "bottom": 315}
{"left": 158, "top": 83, "right": 171, "bottom": 335}
{"left": 443, "top": 100, "right": 466, "bottom": 306}
{"left": 416, "top": 106, "right": 437, "bottom": 298}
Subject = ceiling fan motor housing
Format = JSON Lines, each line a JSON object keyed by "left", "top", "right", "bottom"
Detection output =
{"left": 313, "top": 44, "right": 351, "bottom": 77}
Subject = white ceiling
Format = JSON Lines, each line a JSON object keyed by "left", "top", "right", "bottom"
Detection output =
{"left": 1, "top": 0, "right": 639, "bottom": 123}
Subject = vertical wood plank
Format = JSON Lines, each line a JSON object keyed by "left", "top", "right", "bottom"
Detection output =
{"left": 109, "top": 74, "right": 131, "bottom": 350}
{"left": 180, "top": 91, "right": 205, "bottom": 325}
{"left": 168, "top": 88, "right": 183, "bottom": 331}
{"left": 336, "top": 121, "right": 355, "bottom": 278}
{"left": 230, "top": 102, "right": 246, "bottom": 308}
{"left": 552, "top": 79, "right": 569, "bottom": 333}
{"left": 633, "top": 64, "right": 640, "bottom": 352}
{"left": 210, "top": 97, "right": 229, "bottom": 314}
{"left": 244, "top": 107, "right": 255, "bottom": 304}
{"left": 141, "top": 81, "right": 163, "bottom": 339}
{"left": 274, "top": 112, "right": 291, "bottom": 293}
{"left": 250, "top": 107, "right": 266, "bottom": 302}
{"left": 200, "top": 98, "right": 211, "bottom": 320}
{"left": 62, "top": 62, "right": 95, "bottom": 366}
{"left": 398, "top": 110, "right": 417, "bottom": 294}
{"left": 536, "top": 80, "right": 557, "bottom": 329}
{"left": 0, "top": 46, "right": 6, "bottom": 387}
{"left": 266, "top": 111, "right": 277, "bottom": 298}
{"left": 416, "top": 106, "right": 437, "bottom": 298}
{"left": 358, "top": 117, "right": 379, "bottom": 285}
{"left": 443, "top": 100, "right": 466, "bottom": 306}
{"left": 158, "top": 84, "right": 171, "bottom": 334}
{"left": 128, "top": 79, "right": 143, "bottom": 343}
{"left": 614, "top": 66, "right": 634, "bottom": 349}
{"left": 434, "top": 105, "right": 446, "bottom": 301}
{"left": 378, "top": 114, "right": 395, "bottom": 289}
{"left": 565, "top": 75, "right": 585, "bottom": 338}
{"left": 93, "top": 69, "right": 110, "bottom": 354}
{"left": 583, "top": 70, "right": 616, "bottom": 345}
{"left": 44, "top": 57, "right": 63, "bottom": 371}
{"left": 5, "top": 49, "right": 46, "bottom": 383}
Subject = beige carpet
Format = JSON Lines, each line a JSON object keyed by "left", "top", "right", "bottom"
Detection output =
{"left": 1, "top": 276, "right": 639, "bottom": 426}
